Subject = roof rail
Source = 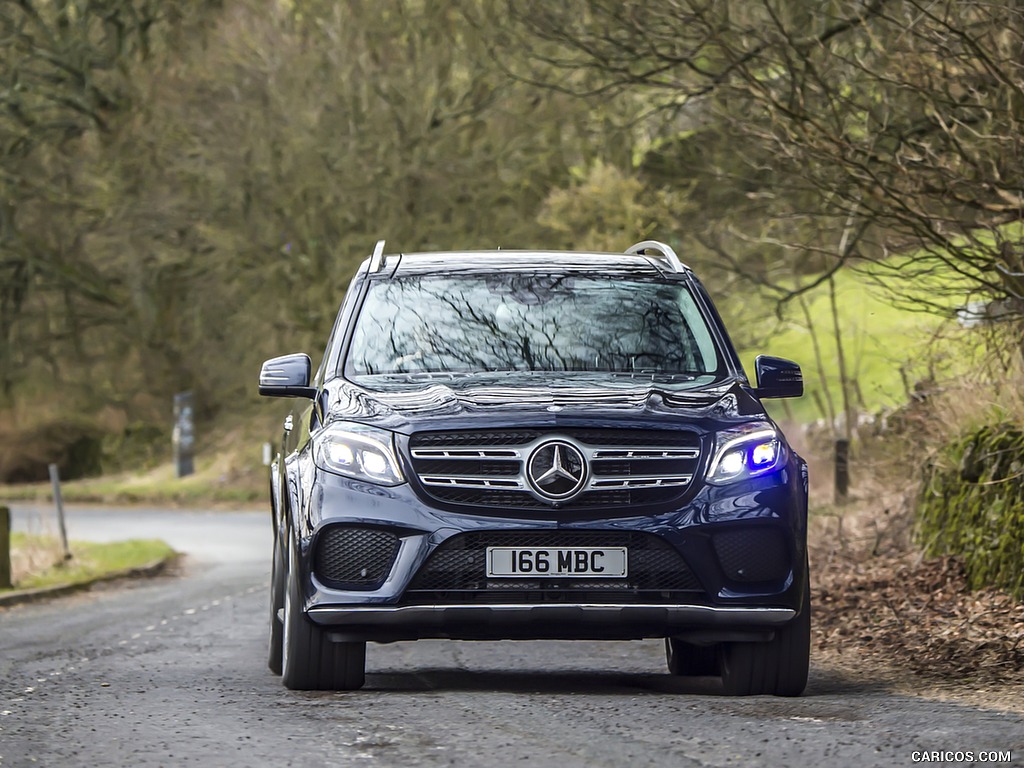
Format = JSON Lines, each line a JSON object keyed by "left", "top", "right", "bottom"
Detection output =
{"left": 625, "top": 240, "right": 686, "bottom": 273}
{"left": 369, "top": 239, "right": 387, "bottom": 273}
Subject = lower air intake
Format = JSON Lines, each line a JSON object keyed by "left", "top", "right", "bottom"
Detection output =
{"left": 403, "top": 530, "right": 702, "bottom": 604}
{"left": 313, "top": 526, "right": 399, "bottom": 590}
{"left": 712, "top": 527, "right": 790, "bottom": 583}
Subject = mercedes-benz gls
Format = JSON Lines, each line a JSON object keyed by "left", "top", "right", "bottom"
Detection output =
{"left": 259, "top": 239, "right": 810, "bottom": 696}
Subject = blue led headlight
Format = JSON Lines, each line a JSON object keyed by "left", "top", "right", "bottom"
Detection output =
{"left": 706, "top": 422, "right": 785, "bottom": 485}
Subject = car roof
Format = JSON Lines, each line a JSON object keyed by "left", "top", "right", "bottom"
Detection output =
{"left": 377, "top": 249, "right": 692, "bottom": 278}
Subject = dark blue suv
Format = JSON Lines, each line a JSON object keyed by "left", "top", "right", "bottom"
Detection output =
{"left": 260, "top": 240, "right": 810, "bottom": 695}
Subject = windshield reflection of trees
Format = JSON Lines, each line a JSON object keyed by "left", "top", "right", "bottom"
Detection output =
{"left": 351, "top": 276, "right": 712, "bottom": 376}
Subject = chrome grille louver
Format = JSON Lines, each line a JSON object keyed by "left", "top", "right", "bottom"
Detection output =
{"left": 408, "top": 428, "right": 702, "bottom": 511}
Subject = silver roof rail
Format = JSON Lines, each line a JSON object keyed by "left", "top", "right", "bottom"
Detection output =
{"left": 625, "top": 240, "right": 686, "bottom": 273}
{"left": 369, "top": 239, "right": 387, "bottom": 273}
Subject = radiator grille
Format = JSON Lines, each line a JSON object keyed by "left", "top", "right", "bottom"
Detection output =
{"left": 408, "top": 428, "right": 702, "bottom": 512}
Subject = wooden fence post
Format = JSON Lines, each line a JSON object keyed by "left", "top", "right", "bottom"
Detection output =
{"left": 0, "top": 505, "right": 11, "bottom": 588}
{"left": 48, "top": 464, "right": 71, "bottom": 560}
{"left": 834, "top": 438, "right": 850, "bottom": 503}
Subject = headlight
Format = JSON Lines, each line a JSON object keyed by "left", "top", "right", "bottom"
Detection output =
{"left": 706, "top": 422, "right": 785, "bottom": 485}
{"left": 313, "top": 422, "right": 405, "bottom": 486}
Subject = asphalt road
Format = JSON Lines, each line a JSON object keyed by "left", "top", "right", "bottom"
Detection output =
{"left": 1, "top": 504, "right": 1022, "bottom": 767}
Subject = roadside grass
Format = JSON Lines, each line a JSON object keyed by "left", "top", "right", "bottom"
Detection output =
{"left": 3, "top": 532, "right": 176, "bottom": 592}
{"left": 0, "top": 423, "right": 269, "bottom": 507}
{"left": 0, "top": 460, "right": 264, "bottom": 506}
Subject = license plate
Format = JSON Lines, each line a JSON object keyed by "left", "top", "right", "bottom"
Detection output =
{"left": 486, "top": 547, "right": 627, "bottom": 578}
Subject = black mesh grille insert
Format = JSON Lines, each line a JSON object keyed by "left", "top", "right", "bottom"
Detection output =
{"left": 591, "top": 458, "right": 693, "bottom": 476}
{"left": 414, "top": 459, "right": 519, "bottom": 477}
{"left": 314, "top": 527, "right": 400, "bottom": 590}
{"left": 412, "top": 486, "right": 682, "bottom": 509}
{"left": 404, "top": 530, "right": 702, "bottom": 604}
{"left": 712, "top": 527, "right": 790, "bottom": 583}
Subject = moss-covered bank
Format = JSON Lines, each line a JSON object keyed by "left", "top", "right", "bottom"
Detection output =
{"left": 918, "top": 422, "right": 1024, "bottom": 599}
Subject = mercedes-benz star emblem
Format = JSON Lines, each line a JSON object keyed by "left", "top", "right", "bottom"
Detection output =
{"left": 526, "top": 440, "right": 588, "bottom": 502}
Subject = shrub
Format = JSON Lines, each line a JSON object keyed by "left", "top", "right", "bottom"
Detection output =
{"left": 918, "top": 422, "right": 1024, "bottom": 599}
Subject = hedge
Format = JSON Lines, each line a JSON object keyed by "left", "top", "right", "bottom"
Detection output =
{"left": 918, "top": 421, "right": 1024, "bottom": 599}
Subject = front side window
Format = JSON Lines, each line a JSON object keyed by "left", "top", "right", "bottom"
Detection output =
{"left": 345, "top": 273, "right": 722, "bottom": 384}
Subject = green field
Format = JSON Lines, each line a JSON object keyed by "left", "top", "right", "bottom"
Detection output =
{"left": 736, "top": 267, "right": 974, "bottom": 425}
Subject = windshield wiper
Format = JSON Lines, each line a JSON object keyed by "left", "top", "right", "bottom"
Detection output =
{"left": 368, "top": 369, "right": 704, "bottom": 384}
{"left": 602, "top": 370, "right": 700, "bottom": 382}
{"left": 371, "top": 371, "right": 465, "bottom": 382}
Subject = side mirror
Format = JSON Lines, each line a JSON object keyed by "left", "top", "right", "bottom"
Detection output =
{"left": 754, "top": 355, "right": 803, "bottom": 399}
{"left": 259, "top": 353, "right": 316, "bottom": 399}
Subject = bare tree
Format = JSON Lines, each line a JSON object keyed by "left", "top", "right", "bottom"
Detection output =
{"left": 480, "top": 0, "right": 1024, "bottom": 320}
{"left": 0, "top": 0, "right": 206, "bottom": 400}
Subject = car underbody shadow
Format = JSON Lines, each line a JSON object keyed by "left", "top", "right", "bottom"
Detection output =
{"left": 361, "top": 663, "right": 888, "bottom": 699}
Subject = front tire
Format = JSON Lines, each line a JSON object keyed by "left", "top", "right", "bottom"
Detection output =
{"left": 719, "top": 571, "right": 811, "bottom": 697}
{"left": 281, "top": 541, "right": 366, "bottom": 691}
{"left": 268, "top": 536, "right": 285, "bottom": 675}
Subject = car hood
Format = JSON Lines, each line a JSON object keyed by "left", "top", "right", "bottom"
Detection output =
{"left": 322, "top": 373, "right": 767, "bottom": 434}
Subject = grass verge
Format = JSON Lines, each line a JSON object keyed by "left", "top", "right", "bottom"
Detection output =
{"left": 3, "top": 533, "right": 176, "bottom": 592}
{"left": 0, "top": 451, "right": 265, "bottom": 507}
{"left": 736, "top": 264, "right": 978, "bottom": 424}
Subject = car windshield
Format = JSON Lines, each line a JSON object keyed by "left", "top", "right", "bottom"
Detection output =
{"left": 345, "top": 273, "right": 723, "bottom": 383}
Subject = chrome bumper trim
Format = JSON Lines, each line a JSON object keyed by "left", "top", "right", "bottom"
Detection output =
{"left": 307, "top": 603, "right": 796, "bottom": 626}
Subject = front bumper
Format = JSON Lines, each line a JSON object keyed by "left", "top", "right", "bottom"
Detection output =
{"left": 310, "top": 602, "right": 796, "bottom": 642}
{"left": 293, "top": 454, "right": 808, "bottom": 643}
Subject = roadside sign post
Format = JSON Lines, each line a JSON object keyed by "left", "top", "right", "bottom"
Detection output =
{"left": 173, "top": 391, "right": 195, "bottom": 478}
